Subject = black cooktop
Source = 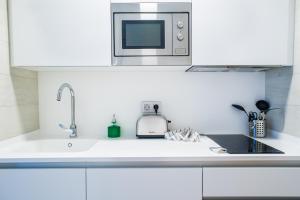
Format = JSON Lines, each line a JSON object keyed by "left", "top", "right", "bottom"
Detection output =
{"left": 207, "top": 134, "right": 284, "bottom": 154}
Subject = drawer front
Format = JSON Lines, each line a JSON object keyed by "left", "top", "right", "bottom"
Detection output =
{"left": 203, "top": 167, "right": 300, "bottom": 197}
{"left": 87, "top": 168, "right": 202, "bottom": 200}
{"left": 0, "top": 168, "right": 86, "bottom": 200}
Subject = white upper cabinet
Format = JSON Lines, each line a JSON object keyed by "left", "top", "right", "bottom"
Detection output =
{"left": 9, "top": 0, "right": 111, "bottom": 67}
{"left": 192, "top": 0, "right": 295, "bottom": 66}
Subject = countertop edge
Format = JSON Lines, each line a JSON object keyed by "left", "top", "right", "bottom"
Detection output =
{"left": 1, "top": 157, "right": 300, "bottom": 168}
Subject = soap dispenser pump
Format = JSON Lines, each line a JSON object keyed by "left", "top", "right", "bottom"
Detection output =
{"left": 108, "top": 114, "right": 121, "bottom": 138}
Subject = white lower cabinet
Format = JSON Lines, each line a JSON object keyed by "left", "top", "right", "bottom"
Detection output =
{"left": 87, "top": 168, "right": 203, "bottom": 200}
{"left": 1, "top": 166, "right": 299, "bottom": 200}
{"left": 0, "top": 168, "right": 86, "bottom": 200}
{"left": 203, "top": 167, "right": 300, "bottom": 198}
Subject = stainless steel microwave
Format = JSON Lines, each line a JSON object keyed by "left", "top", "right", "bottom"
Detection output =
{"left": 111, "top": 3, "right": 191, "bottom": 66}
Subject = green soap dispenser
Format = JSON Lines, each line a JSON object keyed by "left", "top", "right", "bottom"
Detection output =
{"left": 108, "top": 114, "right": 121, "bottom": 138}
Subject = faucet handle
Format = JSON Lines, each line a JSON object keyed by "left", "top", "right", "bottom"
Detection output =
{"left": 59, "top": 123, "right": 74, "bottom": 135}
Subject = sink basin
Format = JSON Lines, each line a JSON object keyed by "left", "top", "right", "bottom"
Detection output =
{"left": 0, "top": 139, "right": 97, "bottom": 153}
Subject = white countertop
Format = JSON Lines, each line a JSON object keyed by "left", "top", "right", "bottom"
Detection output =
{"left": 0, "top": 130, "right": 300, "bottom": 167}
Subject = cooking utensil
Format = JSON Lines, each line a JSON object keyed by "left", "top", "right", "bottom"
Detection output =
{"left": 232, "top": 104, "right": 248, "bottom": 117}
{"left": 255, "top": 100, "right": 270, "bottom": 112}
{"left": 248, "top": 111, "right": 258, "bottom": 136}
{"left": 265, "top": 108, "right": 280, "bottom": 114}
{"left": 249, "top": 111, "right": 258, "bottom": 121}
{"left": 258, "top": 112, "right": 266, "bottom": 120}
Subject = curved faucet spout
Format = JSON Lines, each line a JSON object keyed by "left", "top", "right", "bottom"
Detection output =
{"left": 57, "top": 83, "right": 74, "bottom": 101}
{"left": 56, "top": 83, "right": 77, "bottom": 138}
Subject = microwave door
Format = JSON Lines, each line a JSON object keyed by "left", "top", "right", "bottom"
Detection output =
{"left": 114, "top": 13, "right": 173, "bottom": 56}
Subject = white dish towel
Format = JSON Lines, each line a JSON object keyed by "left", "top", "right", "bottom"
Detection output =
{"left": 165, "top": 128, "right": 201, "bottom": 142}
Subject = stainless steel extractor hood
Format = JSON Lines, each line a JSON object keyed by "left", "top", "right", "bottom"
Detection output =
{"left": 185, "top": 65, "right": 285, "bottom": 72}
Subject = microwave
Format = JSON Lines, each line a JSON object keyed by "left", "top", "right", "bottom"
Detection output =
{"left": 111, "top": 3, "right": 191, "bottom": 66}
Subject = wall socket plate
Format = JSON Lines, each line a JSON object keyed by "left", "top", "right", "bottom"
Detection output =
{"left": 141, "top": 101, "right": 162, "bottom": 114}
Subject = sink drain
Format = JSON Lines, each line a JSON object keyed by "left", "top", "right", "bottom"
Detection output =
{"left": 68, "top": 143, "right": 73, "bottom": 148}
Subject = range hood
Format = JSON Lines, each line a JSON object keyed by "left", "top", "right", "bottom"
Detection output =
{"left": 186, "top": 65, "right": 285, "bottom": 72}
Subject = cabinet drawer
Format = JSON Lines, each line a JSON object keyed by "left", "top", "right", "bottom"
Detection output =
{"left": 0, "top": 168, "right": 86, "bottom": 200}
{"left": 87, "top": 168, "right": 202, "bottom": 200}
{"left": 203, "top": 167, "right": 300, "bottom": 197}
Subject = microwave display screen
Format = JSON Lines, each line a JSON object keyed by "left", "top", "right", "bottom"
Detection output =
{"left": 122, "top": 20, "right": 165, "bottom": 49}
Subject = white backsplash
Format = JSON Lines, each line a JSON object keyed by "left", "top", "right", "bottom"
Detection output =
{"left": 38, "top": 71, "right": 265, "bottom": 138}
{"left": 1, "top": 0, "right": 266, "bottom": 139}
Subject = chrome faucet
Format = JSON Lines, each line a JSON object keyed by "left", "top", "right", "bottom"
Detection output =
{"left": 57, "top": 83, "right": 77, "bottom": 138}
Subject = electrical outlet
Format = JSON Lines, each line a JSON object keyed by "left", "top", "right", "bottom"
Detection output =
{"left": 141, "top": 101, "right": 162, "bottom": 114}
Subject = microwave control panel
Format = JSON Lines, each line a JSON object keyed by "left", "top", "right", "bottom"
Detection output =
{"left": 173, "top": 13, "right": 189, "bottom": 56}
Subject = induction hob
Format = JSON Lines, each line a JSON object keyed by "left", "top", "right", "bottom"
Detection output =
{"left": 207, "top": 134, "right": 284, "bottom": 154}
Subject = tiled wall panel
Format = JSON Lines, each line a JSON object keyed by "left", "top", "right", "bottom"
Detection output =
{"left": 0, "top": 0, "right": 39, "bottom": 140}
{"left": 266, "top": 0, "right": 300, "bottom": 137}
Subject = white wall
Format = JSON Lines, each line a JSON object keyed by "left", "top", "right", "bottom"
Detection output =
{"left": 39, "top": 71, "right": 265, "bottom": 138}
{"left": 0, "top": 0, "right": 39, "bottom": 140}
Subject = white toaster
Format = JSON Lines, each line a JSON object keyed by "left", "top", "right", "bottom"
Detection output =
{"left": 136, "top": 115, "right": 169, "bottom": 138}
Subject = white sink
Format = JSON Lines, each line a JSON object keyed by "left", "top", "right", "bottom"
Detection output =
{"left": 0, "top": 139, "right": 97, "bottom": 153}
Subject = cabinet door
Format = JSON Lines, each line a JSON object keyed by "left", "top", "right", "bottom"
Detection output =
{"left": 87, "top": 168, "right": 202, "bottom": 200}
{"left": 0, "top": 168, "right": 86, "bottom": 200}
{"left": 192, "top": 0, "right": 294, "bottom": 66}
{"left": 203, "top": 167, "right": 300, "bottom": 197}
{"left": 9, "top": 0, "right": 111, "bottom": 67}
